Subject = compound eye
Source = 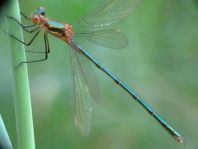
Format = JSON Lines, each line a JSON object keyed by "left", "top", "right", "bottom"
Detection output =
{"left": 41, "top": 11, "right": 45, "bottom": 16}
{"left": 38, "top": 7, "right": 45, "bottom": 16}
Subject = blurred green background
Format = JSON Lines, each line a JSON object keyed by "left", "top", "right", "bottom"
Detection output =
{"left": 0, "top": 0, "right": 198, "bottom": 148}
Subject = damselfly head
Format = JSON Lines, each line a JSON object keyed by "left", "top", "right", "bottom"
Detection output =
{"left": 31, "top": 7, "right": 45, "bottom": 24}
{"left": 37, "top": 7, "right": 45, "bottom": 16}
{"left": 32, "top": 7, "right": 46, "bottom": 16}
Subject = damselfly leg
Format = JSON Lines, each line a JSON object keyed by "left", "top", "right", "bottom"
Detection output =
{"left": 20, "top": 12, "right": 31, "bottom": 21}
{"left": 20, "top": 31, "right": 49, "bottom": 64}
{"left": 4, "top": 29, "right": 41, "bottom": 46}
{"left": 5, "top": 16, "right": 50, "bottom": 63}
{"left": 6, "top": 12, "right": 38, "bottom": 33}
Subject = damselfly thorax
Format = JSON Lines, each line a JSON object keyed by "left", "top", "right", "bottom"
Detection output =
{"left": 32, "top": 12, "right": 73, "bottom": 44}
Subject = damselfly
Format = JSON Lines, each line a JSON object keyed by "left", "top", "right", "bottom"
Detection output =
{"left": 5, "top": 0, "right": 185, "bottom": 143}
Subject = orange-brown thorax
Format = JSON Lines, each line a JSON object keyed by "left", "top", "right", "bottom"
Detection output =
{"left": 32, "top": 14, "right": 74, "bottom": 44}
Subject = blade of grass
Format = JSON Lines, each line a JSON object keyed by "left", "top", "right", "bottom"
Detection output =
{"left": 5, "top": 0, "right": 35, "bottom": 149}
{"left": 0, "top": 115, "right": 13, "bottom": 149}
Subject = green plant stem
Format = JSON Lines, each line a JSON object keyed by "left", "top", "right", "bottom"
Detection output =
{"left": 5, "top": 0, "right": 35, "bottom": 149}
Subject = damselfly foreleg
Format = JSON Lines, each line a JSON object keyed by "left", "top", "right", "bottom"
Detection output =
{"left": 5, "top": 14, "right": 38, "bottom": 33}
{"left": 20, "top": 12, "right": 31, "bottom": 21}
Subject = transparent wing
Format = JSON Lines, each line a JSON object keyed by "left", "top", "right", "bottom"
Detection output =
{"left": 74, "top": 29, "right": 128, "bottom": 49}
{"left": 73, "top": 0, "right": 139, "bottom": 32}
{"left": 70, "top": 48, "right": 99, "bottom": 135}
{"left": 74, "top": 48, "right": 100, "bottom": 101}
